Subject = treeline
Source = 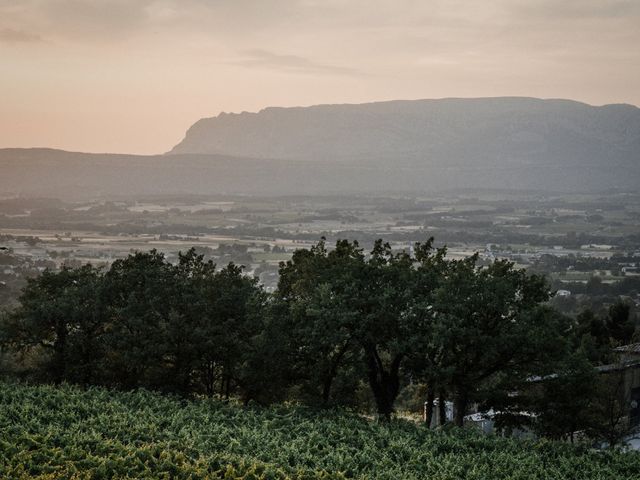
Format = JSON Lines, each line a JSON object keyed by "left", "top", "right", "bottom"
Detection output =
{"left": 0, "top": 250, "right": 267, "bottom": 398}
{"left": 0, "top": 238, "right": 638, "bottom": 444}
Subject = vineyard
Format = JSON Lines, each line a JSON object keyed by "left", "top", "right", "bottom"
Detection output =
{"left": 1, "top": 383, "right": 639, "bottom": 479}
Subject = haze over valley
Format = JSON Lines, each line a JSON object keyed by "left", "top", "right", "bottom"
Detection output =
{"left": 2, "top": 97, "right": 639, "bottom": 198}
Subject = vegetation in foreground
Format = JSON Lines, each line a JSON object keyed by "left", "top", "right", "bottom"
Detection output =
{"left": 1, "top": 382, "right": 640, "bottom": 480}
{"left": 1, "top": 237, "right": 638, "bottom": 446}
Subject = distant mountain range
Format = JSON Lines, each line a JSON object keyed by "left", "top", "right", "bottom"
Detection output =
{"left": 2, "top": 98, "right": 639, "bottom": 198}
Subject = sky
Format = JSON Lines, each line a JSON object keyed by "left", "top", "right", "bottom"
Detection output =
{"left": 1, "top": 0, "right": 639, "bottom": 155}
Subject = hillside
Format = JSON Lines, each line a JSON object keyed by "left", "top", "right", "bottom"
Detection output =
{"left": 1, "top": 148, "right": 453, "bottom": 199}
{"left": 1, "top": 98, "right": 639, "bottom": 198}
{"left": 0, "top": 148, "right": 327, "bottom": 199}
{"left": 171, "top": 97, "right": 640, "bottom": 187}
{"left": 1, "top": 382, "right": 639, "bottom": 479}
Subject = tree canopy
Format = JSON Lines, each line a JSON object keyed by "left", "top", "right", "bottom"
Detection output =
{"left": 1, "top": 238, "right": 637, "bottom": 442}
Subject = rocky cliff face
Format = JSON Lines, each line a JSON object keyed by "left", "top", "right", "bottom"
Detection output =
{"left": 2, "top": 98, "right": 639, "bottom": 198}
{"left": 170, "top": 97, "right": 640, "bottom": 172}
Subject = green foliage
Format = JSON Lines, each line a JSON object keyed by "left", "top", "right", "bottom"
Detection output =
{"left": 276, "top": 238, "right": 445, "bottom": 416}
{"left": 277, "top": 238, "right": 559, "bottom": 423}
{"left": 530, "top": 352, "right": 600, "bottom": 441}
{"left": 1, "top": 239, "right": 635, "bottom": 447}
{"left": 572, "top": 301, "right": 637, "bottom": 365}
{"left": 606, "top": 302, "right": 636, "bottom": 345}
{"left": 1, "top": 249, "right": 270, "bottom": 399}
{"left": 428, "top": 255, "right": 559, "bottom": 425}
{"left": 1, "top": 382, "right": 639, "bottom": 480}
{"left": 1, "top": 264, "right": 105, "bottom": 384}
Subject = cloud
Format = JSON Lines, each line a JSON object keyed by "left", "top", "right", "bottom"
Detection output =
{"left": 39, "top": 0, "right": 154, "bottom": 39}
{"left": 232, "top": 49, "right": 362, "bottom": 76}
{"left": 0, "top": 27, "right": 42, "bottom": 43}
{"left": 508, "top": 0, "right": 640, "bottom": 20}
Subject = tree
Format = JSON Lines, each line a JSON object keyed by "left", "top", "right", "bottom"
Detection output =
{"left": 277, "top": 238, "right": 443, "bottom": 418}
{"left": 277, "top": 238, "right": 559, "bottom": 422}
{"left": 276, "top": 239, "right": 364, "bottom": 406}
{"left": 589, "top": 366, "right": 634, "bottom": 447}
{"left": 430, "top": 256, "right": 555, "bottom": 426}
{"left": 586, "top": 275, "right": 604, "bottom": 295}
{"left": 606, "top": 301, "right": 635, "bottom": 345}
{"left": 1, "top": 248, "right": 271, "bottom": 398}
{"left": 575, "top": 308, "right": 615, "bottom": 364}
{"left": 1, "top": 265, "right": 106, "bottom": 384}
{"left": 200, "top": 259, "right": 268, "bottom": 402}
{"left": 101, "top": 250, "right": 176, "bottom": 389}
{"left": 355, "top": 239, "right": 420, "bottom": 419}
{"left": 102, "top": 248, "right": 268, "bottom": 397}
{"left": 530, "top": 352, "right": 600, "bottom": 442}
{"left": 164, "top": 248, "right": 217, "bottom": 394}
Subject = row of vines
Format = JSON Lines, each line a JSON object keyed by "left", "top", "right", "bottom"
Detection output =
{"left": 1, "top": 382, "right": 639, "bottom": 479}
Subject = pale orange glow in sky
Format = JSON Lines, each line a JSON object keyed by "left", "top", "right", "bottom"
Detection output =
{"left": 1, "top": 0, "right": 639, "bottom": 154}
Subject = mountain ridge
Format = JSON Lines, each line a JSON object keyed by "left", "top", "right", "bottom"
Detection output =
{"left": 169, "top": 97, "right": 640, "bottom": 169}
{"left": 1, "top": 97, "right": 639, "bottom": 198}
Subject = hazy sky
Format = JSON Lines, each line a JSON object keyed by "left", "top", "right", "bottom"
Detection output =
{"left": 1, "top": 0, "right": 639, "bottom": 154}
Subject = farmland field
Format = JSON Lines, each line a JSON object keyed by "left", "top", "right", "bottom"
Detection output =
{"left": 1, "top": 383, "right": 640, "bottom": 479}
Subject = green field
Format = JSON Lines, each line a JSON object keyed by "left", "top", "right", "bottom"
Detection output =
{"left": 1, "top": 383, "right": 640, "bottom": 479}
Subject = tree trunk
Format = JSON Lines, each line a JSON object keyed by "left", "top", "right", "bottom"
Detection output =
{"left": 202, "top": 361, "right": 216, "bottom": 396}
{"left": 219, "top": 373, "right": 226, "bottom": 397}
{"left": 453, "top": 388, "right": 468, "bottom": 427}
{"left": 365, "top": 345, "right": 402, "bottom": 420}
{"left": 321, "top": 375, "right": 334, "bottom": 406}
{"left": 321, "top": 341, "right": 350, "bottom": 406}
{"left": 80, "top": 341, "right": 94, "bottom": 387}
{"left": 172, "top": 351, "right": 189, "bottom": 394}
{"left": 438, "top": 391, "right": 447, "bottom": 426}
{"left": 52, "top": 319, "right": 68, "bottom": 384}
{"left": 224, "top": 375, "right": 231, "bottom": 399}
{"left": 424, "top": 387, "right": 435, "bottom": 427}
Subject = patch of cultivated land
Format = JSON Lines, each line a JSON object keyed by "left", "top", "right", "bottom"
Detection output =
{"left": 1, "top": 383, "right": 639, "bottom": 479}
